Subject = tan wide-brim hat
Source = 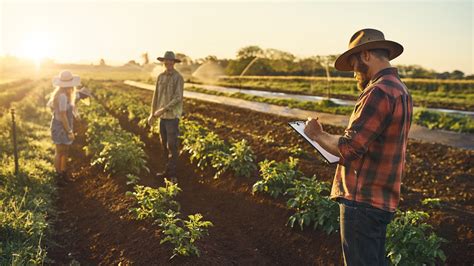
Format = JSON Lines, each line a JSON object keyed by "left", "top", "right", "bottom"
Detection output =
{"left": 157, "top": 51, "right": 182, "bottom": 63}
{"left": 335, "top": 28, "right": 404, "bottom": 71}
{"left": 52, "top": 70, "right": 81, "bottom": 87}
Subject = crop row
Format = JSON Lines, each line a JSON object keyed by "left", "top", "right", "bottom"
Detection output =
{"left": 0, "top": 85, "right": 55, "bottom": 264}
{"left": 186, "top": 85, "right": 474, "bottom": 133}
{"left": 80, "top": 93, "right": 212, "bottom": 259}
{"left": 216, "top": 76, "right": 474, "bottom": 111}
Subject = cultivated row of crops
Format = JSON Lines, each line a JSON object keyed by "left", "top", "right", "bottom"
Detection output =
{"left": 217, "top": 75, "right": 474, "bottom": 111}
{"left": 185, "top": 85, "right": 474, "bottom": 133}
{"left": 80, "top": 95, "right": 213, "bottom": 259}
{"left": 0, "top": 82, "right": 55, "bottom": 265}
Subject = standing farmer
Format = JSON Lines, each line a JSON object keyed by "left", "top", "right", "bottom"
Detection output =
{"left": 48, "top": 70, "right": 81, "bottom": 182}
{"left": 304, "top": 29, "right": 413, "bottom": 265}
{"left": 148, "top": 51, "right": 184, "bottom": 182}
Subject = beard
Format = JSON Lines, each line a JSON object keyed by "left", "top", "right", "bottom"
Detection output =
{"left": 354, "top": 57, "right": 370, "bottom": 91}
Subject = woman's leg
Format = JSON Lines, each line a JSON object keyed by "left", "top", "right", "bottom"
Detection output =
{"left": 60, "top": 144, "right": 69, "bottom": 173}
{"left": 54, "top": 144, "right": 62, "bottom": 173}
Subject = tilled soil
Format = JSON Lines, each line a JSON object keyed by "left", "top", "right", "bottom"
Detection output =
{"left": 48, "top": 81, "right": 473, "bottom": 265}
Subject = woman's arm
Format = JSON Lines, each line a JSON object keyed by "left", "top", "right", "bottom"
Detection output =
{"left": 59, "top": 111, "right": 72, "bottom": 132}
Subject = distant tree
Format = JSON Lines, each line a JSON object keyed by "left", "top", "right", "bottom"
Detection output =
{"left": 99, "top": 58, "right": 106, "bottom": 66}
{"left": 205, "top": 55, "right": 218, "bottom": 62}
{"left": 237, "top": 46, "right": 264, "bottom": 59}
{"left": 264, "top": 49, "right": 295, "bottom": 61}
{"left": 450, "top": 70, "right": 464, "bottom": 79}
{"left": 436, "top": 72, "right": 451, "bottom": 79}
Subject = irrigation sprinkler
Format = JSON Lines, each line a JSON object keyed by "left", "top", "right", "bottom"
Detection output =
{"left": 239, "top": 56, "right": 261, "bottom": 92}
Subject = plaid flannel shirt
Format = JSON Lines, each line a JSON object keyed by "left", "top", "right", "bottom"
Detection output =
{"left": 330, "top": 68, "right": 413, "bottom": 212}
{"left": 151, "top": 69, "right": 184, "bottom": 119}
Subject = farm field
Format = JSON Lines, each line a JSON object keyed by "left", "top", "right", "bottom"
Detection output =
{"left": 2, "top": 0, "right": 474, "bottom": 264}
{"left": 2, "top": 77, "right": 471, "bottom": 264}
{"left": 214, "top": 76, "right": 474, "bottom": 111}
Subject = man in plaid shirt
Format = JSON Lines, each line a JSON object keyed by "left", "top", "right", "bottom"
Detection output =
{"left": 305, "top": 29, "right": 412, "bottom": 265}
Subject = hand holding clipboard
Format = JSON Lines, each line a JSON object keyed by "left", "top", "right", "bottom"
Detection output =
{"left": 288, "top": 120, "right": 340, "bottom": 164}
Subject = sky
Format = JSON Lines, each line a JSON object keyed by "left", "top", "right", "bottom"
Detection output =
{"left": 1, "top": 0, "right": 473, "bottom": 74}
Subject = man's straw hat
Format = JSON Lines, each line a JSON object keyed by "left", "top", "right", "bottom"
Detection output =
{"left": 335, "top": 28, "right": 403, "bottom": 71}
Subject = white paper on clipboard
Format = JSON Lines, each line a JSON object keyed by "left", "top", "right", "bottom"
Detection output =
{"left": 288, "top": 121, "right": 340, "bottom": 164}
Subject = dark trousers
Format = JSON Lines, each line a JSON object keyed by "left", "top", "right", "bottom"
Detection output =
{"left": 159, "top": 118, "right": 179, "bottom": 176}
{"left": 338, "top": 198, "right": 394, "bottom": 266}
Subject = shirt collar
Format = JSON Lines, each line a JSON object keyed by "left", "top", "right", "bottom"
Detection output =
{"left": 369, "top": 67, "right": 399, "bottom": 85}
{"left": 165, "top": 69, "right": 176, "bottom": 75}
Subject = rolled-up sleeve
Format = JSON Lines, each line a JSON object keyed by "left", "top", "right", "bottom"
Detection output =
{"left": 338, "top": 87, "right": 393, "bottom": 165}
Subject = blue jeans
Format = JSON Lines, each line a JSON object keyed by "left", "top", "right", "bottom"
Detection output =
{"left": 159, "top": 118, "right": 179, "bottom": 176}
{"left": 338, "top": 198, "right": 394, "bottom": 266}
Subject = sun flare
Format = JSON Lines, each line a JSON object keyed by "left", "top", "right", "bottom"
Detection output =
{"left": 20, "top": 32, "right": 52, "bottom": 66}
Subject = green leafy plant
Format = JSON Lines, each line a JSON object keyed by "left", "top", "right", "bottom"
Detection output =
{"left": 227, "top": 139, "right": 257, "bottom": 178}
{"left": 414, "top": 109, "right": 474, "bottom": 133}
{"left": 159, "top": 211, "right": 213, "bottom": 259}
{"left": 126, "top": 179, "right": 181, "bottom": 221}
{"left": 386, "top": 210, "right": 447, "bottom": 265}
{"left": 252, "top": 157, "right": 300, "bottom": 198}
{"left": 180, "top": 119, "right": 256, "bottom": 179}
{"left": 92, "top": 137, "right": 149, "bottom": 176}
{"left": 126, "top": 179, "right": 213, "bottom": 259}
{"left": 286, "top": 176, "right": 339, "bottom": 234}
{"left": 126, "top": 174, "right": 140, "bottom": 185}
{"left": 421, "top": 198, "right": 442, "bottom": 208}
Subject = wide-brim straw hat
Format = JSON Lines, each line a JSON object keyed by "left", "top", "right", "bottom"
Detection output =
{"left": 335, "top": 28, "right": 404, "bottom": 71}
{"left": 52, "top": 70, "right": 81, "bottom": 87}
{"left": 157, "top": 51, "right": 182, "bottom": 63}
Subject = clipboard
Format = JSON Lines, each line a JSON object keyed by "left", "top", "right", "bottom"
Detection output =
{"left": 288, "top": 121, "right": 340, "bottom": 164}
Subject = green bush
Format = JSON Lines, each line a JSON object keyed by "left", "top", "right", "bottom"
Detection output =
{"left": 159, "top": 211, "right": 213, "bottom": 259}
{"left": 252, "top": 157, "right": 301, "bottom": 198}
{"left": 127, "top": 180, "right": 213, "bottom": 259}
{"left": 414, "top": 109, "right": 474, "bottom": 133}
{"left": 386, "top": 211, "right": 447, "bottom": 265}
{"left": 286, "top": 176, "right": 339, "bottom": 234}
{"left": 92, "top": 137, "right": 149, "bottom": 176}
{"left": 126, "top": 179, "right": 181, "bottom": 221}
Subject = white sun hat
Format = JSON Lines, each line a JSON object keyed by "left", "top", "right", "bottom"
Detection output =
{"left": 52, "top": 70, "right": 81, "bottom": 87}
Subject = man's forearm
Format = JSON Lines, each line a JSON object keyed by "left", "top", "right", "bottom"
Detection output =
{"left": 314, "top": 131, "right": 341, "bottom": 156}
{"left": 150, "top": 89, "right": 158, "bottom": 116}
{"left": 163, "top": 98, "right": 180, "bottom": 111}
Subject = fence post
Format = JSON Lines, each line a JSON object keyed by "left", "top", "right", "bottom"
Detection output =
{"left": 11, "top": 108, "right": 19, "bottom": 175}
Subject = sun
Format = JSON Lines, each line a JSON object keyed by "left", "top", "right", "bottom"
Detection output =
{"left": 20, "top": 32, "right": 52, "bottom": 66}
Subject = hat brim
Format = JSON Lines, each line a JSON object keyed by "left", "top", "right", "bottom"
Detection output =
{"left": 334, "top": 40, "right": 404, "bottom": 71}
{"left": 52, "top": 76, "right": 81, "bottom": 88}
{"left": 157, "top": 57, "right": 182, "bottom": 63}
